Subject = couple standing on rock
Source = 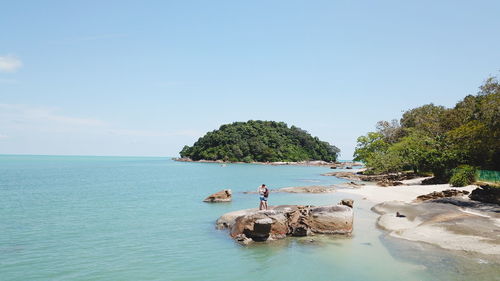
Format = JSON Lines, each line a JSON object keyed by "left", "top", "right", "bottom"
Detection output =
{"left": 258, "top": 184, "right": 269, "bottom": 210}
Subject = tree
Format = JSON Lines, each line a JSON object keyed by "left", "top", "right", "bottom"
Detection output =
{"left": 355, "top": 75, "right": 500, "bottom": 175}
{"left": 353, "top": 132, "right": 389, "bottom": 163}
{"left": 400, "top": 104, "right": 447, "bottom": 136}
{"left": 179, "top": 120, "right": 340, "bottom": 162}
{"left": 375, "top": 119, "right": 403, "bottom": 143}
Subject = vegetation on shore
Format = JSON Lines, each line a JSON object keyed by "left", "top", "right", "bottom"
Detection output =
{"left": 180, "top": 120, "right": 340, "bottom": 162}
{"left": 353, "top": 76, "right": 500, "bottom": 183}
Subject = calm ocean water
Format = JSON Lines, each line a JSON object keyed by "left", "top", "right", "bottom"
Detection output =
{"left": 1, "top": 155, "right": 498, "bottom": 281}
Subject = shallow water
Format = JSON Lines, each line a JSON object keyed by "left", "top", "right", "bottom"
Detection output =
{"left": 0, "top": 155, "right": 498, "bottom": 280}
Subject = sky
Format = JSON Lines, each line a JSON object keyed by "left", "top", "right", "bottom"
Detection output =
{"left": 1, "top": 0, "right": 499, "bottom": 158}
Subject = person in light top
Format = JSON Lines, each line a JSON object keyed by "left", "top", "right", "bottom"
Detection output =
{"left": 258, "top": 184, "right": 269, "bottom": 210}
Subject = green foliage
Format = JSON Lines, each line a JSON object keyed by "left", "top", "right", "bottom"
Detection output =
{"left": 449, "top": 165, "right": 477, "bottom": 187}
{"left": 354, "top": 75, "right": 500, "bottom": 175}
{"left": 353, "top": 132, "right": 389, "bottom": 163}
{"left": 179, "top": 120, "right": 340, "bottom": 162}
{"left": 364, "top": 148, "right": 404, "bottom": 174}
{"left": 389, "top": 130, "right": 438, "bottom": 173}
{"left": 400, "top": 104, "right": 447, "bottom": 136}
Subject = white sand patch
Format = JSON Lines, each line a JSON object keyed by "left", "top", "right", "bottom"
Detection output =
{"left": 390, "top": 225, "right": 500, "bottom": 256}
{"left": 337, "top": 180, "right": 477, "bottom": 204}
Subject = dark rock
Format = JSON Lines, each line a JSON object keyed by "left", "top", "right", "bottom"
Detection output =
{"left": 469, "top": 185, "right": 500, "bottom": 205}
{"left": 244, "top": 218, "right": 272, "bottom": 241}
{"left": 203, "top": 189, "right": 232, "bottom": 202}
{"left": 321, "top": 172, "right": 361, "bottom": 180}
{"left": 421, "top": 177, "right": 449, "bottom": 185}
{"left": 323, "top": 171, "right": 418, "bottom": 182}
{"left": 340, "top": 199, "right": 354, "bottom": 208}
{"left": 328, "top": 162, "right": 363, "bottom": 169}
{"left": 291, "top": 226, "right": 309, "bottom": 237}
{"left": 376, "top": 180, "right": 404, "bottom": 187}
{"left": 415, "top": 189, "right": 470, "bottom": 202}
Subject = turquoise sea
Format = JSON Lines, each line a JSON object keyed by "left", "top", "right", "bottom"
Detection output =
{"left": 1, "top": 155, "right": 499, "bottom": 281}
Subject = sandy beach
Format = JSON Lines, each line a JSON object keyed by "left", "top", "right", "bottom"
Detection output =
{"left": 337, "top": 176, "right": 477, "bottom": 203}
{"left": 334, "top": 170, "right": 500, "bottom": 261}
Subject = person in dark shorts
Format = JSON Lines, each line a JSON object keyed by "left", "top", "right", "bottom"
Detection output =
{"left": 258, "top": 184, "right": 269, "bottom": 210}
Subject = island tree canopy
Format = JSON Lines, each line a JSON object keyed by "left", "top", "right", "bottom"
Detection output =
{"left": 354, "top": 76, "right": 500, "bottom": 178}
{"left": 180, "top": 120, "right": 340, "bottom": 162}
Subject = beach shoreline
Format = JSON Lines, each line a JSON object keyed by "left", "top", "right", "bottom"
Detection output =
{"left": 332, "top": 172, "right": 500, "bottom": 262}
{"left": 172, "top": 157, "right": 363, "bottom": 168}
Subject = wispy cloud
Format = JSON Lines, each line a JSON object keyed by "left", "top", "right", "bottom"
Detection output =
{"left": 0, "top": 55, "right": 23, "bottom": 73}
{"left": 0, "top": 103, "right": 106, "bottom": 127}
{"left": 0, "top": 103, "right": 200, "bottom": 138}
{"left": 108, "top": 129, "right": 201, "bottom": 137}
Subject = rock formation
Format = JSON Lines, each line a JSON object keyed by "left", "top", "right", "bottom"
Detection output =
{"left": 414, "top": 189, "right": 470, "bottom": 202}
{"left": 469, "top": 185, "right": 500, "bottom": 205}
{"left": 203, "top": 189, "right": 232, "bottom": 203}
{"left": 340, "top": 199, "right": 354, "bottom": 208}
{"left": 276, "top": 185, "right": 336, "bottom": 193}
{"left": 376, "top": 179, "right": 404, "bottom": 187}
{"left": 371, "top": 200, "right": 500, "bottom": 258}
{"left": 322, "top": 171, "right": 418, "bottom": 182}
{"left": 216, "top": 201, "right": 354, "bottom": 244}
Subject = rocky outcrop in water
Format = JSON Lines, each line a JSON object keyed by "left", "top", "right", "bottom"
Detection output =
{"left": 243, "top": 185, "right": 336, "bottom": 194}
{"left": 322, "top": 171, "right": 418, "bottom": 182}
{"left": 203, "top": 189, "right": 232, "bottom": 202}
{"left": 414, "top": 189, "right": 470, "bottom": 202}
{"left": 216, "top": 201, "right": 354, "bottom": 244}
{"left": 340, "top": 199, "right": 354, "bottom": 208}
{"left": 276, "top": 185, "right": 336, "bottom": 193}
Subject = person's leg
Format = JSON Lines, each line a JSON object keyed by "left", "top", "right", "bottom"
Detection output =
{"left": 259, "top": 199, "right": 263, "bottom": 210}
{"left": 264, "top": 198, "right": 268, "bottom": 210}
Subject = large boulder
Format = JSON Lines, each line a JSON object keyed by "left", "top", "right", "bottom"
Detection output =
{"left": 203, "top": 189, "right": 232, "bottom": 203}
{"left": 229, "top": 208, "right": 290, "bottom": 240}
{"left": 308, "top": 205, "right": 353, "bottom": 234}
{"left": 217, "top": 201, "right": 354, "bottom": 244}
{"left": 469, "top": 185, "right": 500, "bottom": 205}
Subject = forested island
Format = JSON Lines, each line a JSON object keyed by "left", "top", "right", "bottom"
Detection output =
{"left": 179, "top": 120, "right": 340, "bottom": 162}
{"left": 354, "top": 76, "right": 500, "bottom": 186}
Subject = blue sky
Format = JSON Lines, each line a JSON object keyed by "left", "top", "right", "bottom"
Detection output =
{"left": 1, "top": 0, "right": 499, "bottom": 158}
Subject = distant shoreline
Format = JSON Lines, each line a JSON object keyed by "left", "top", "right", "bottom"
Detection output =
{"left": 172, "top": 157, "right": 363, "bottom": 168}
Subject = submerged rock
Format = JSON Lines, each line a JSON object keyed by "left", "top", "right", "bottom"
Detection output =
{"left": 277, "top": 185, "right": 335, "bottom": 193}
{"left": 203, "top": 189, "right": 232, "bottom": 203}
{"left": 217, "top": 201, "right": 354, "bottom": 244}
